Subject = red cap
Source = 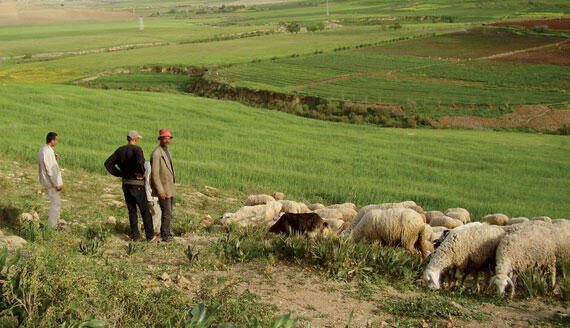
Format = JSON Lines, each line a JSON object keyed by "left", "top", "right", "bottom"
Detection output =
{"left": 158, "top": 129, "right": 173, "bottom": 139}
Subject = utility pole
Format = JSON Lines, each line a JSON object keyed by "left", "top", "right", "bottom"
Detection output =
{"left": 139, "top": 17, "right": 144, "bottom": 30}
{"left": 326, "top": 0, "right": 329, "bottom": 16}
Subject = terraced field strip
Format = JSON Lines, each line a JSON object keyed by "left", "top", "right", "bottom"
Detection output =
{"left": 476, "top": 39, "right": 570, "bottom": 60}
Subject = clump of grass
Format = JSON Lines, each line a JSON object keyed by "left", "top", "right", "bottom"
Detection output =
{"left": 378, "top": 294, "right": 486, "bottom": 324}
{"left": 211, "top": 225, "right": 424, "bottom": 285}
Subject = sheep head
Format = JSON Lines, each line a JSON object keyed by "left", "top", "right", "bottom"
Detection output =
{"left": 423, "top": 268, "right": 441, "bottom": 290}
{"left": 489, "top": 274, "right": 514, "bottom": 296}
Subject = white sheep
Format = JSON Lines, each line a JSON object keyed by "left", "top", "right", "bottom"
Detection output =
{"left": 272, "top": 192, "right": 285, "bottom": 200}
{"left": 424, "top": 211, "right": 444, "bottom": 224}
{"left": 314, "top": 208, "right": 343, "bottom": 220}
{"left": 552, "top": 219, "right": 570, "bottom": 261}
{"left": 308, "top": 203, "right": 325, "bottom": 211}
{"left": 245, "top": 194, "right": 275, "bottom": 206}
{"left": 423, "top": 224, "right": 505, "bottom": 291}
{"left": 328, "top": 202, "right": 358, "bottom": 212}
{"left": 531, "top": 216, "right": 552, "bottom": 223}
{"left": 445, "top": 208, "right": 471, "bottom": 224}
{"left": 481, "top": 213, "right": 509, "bottom": 226}
{"left": 429, "top": 215, "right": 463, "bottom": 229}
{"left": 507, "top": 217, "right": 529, "bottom": 225}
{"left": 333, "top": 207, "right": 357, "bottom": 222}
{"left": 221, "top": 201, "right": 283, "bottom": 227}
{"left": 323, "top": 218, "right": 346, "bottom": 233}
{"left": 351, "top": 208, "right": 431, "bottom": 258}
{"left": 490, "top": 223, "right": 557, "bottom": 297}
{"left": 430, "top": 226, "right": 449, "bottom": 243}
{"left": 278, "top": 200, "right": 312, "bottom": 214}
{"left": 341, "top": 201, "right": 420, "bottom": 235}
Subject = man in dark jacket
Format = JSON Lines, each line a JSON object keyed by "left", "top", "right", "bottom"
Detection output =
{"left": 105, "top": 130, "right": 156, "bottom": 242}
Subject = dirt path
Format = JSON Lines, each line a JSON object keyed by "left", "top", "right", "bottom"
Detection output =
{"left": 476, "top": 40, "right": 569, "bottom": 61}
{"left": 0, "top": 42, "right": 168, "bottom": 62}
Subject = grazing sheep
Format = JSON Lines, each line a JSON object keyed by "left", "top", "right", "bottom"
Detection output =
{"left": 328, "top": 202, "right": 358, "bottom": 212}
{"left": 314, "top": 208, "right": 343, "bottom": 220}
{"left": 430, "top": 215, "right": 463, "bottom": 229}
{"left": 481, "top": 213, "right": 509, "bottom": 226}
{"left": 425, "top": 211, "right": 444, "bottom": 224}
{"left": 341, "top": 201, "right": 420, "bottom": 235}
{"left": 501, "top": 219, "right": 551, "bottom": 234}
{"left": 308, "top": 203, "right": 325, "bottom": 211}
{"left": 351, "top": 208, "right": 430, "bottom": 258}
{"left": 278, "top": 200, "right": 312, "bottom": 214}
{"left": 532, "top": 216, "right": 552, "bottom": 223}
{"left": 272, "top": 192, "right": 285, "bottom": 200}
{"left": 269, "top": 213, "right": 329, "bottom": 238}
{"left": 431, "top": 226, "right": 449, "bottom": 245}
{"left": 245, "top": 194, "right": 275, "bottom": 206}
{"left": 433, "top": 222, "right": 483, "bottom": 250}
{"left": 491, "top": 224, "right": 557, "bottom": 297}
{"left": 423, "top": 224, "right": 505, "bottom": 291}
{"left": 334, "top": 207, "right": 357, "bottom": 222}
{"left": 445, "top": 208, "right": 471, "bottom": 224}
{"left": 221, "top": 201, "right": 283, "bottom": 226}
{"left": 552, "top": 219, "right": 570, "bottom": 260}
{"left": 507, "top": 217, "right": 529, "bottom": 225}
{"left": 323, "top": 218, "right": 346, "bottom": 233}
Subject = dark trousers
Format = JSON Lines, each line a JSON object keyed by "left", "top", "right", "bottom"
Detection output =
{"left": 158, "top": 197, "right": 173, "bottom": 240}
{"left": 122, "top": 184, "right": 154, "bottom": 240}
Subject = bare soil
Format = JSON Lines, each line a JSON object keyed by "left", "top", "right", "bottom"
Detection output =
{"left": 433, "top": 105, "right": 570, "bottom": 130}
{"left": 490, "top": 18, "right": 570, "bottom": 30}
{"left": 491, "top": 41, "right": 570, "bottom": 66}
{"left": 0, "top": 3, "right": 134, "bottom": 25}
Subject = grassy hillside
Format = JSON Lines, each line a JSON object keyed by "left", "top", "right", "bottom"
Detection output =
{"left": 1, "top": 83, "right": 568, "bottom": 219}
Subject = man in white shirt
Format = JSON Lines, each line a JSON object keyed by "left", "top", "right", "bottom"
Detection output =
{"left": 38, "top": 132, "right": 63, "bottom": 228}
{"left": 144, "top": 161, "right": 161, "bottom": 234}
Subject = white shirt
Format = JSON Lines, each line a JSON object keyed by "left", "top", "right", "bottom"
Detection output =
{"left": 144, "top": 161, "right": 158, "bottom": 202}
{"left": 38, "top": 144, "right": 62, "bottom": 189}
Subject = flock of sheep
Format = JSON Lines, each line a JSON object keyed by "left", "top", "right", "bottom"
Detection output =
{"left": 220, "top": 192, "right": 569, "bottom": 297}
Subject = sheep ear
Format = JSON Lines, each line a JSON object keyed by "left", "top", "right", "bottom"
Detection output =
{"left": 323, "top": 221, "right": 329, "bottom": 227}
{"left": 488, "top": 276, "right": 497, "bottom": 290}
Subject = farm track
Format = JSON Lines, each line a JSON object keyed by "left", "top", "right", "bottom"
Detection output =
{"left": 476, "top": 40, "right": 570, "bottom": 61}
{"left": 0, "top": 42, "right": 169, "bottom": 62}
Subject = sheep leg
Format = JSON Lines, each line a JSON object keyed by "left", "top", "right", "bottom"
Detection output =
{"left": 550, "top": 263, "right": 557, "bottom": 288}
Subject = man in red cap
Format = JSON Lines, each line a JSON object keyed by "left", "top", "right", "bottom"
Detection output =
{"left": 150, "top": 129, "right": 176, "bottom": 242}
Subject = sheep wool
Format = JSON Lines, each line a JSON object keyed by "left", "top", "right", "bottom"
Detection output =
{"left": 245, "top": 194, "right": 276, "bottom": 206}
{"left": 351, "top": 208, "right": 430, "bottom": 257}
{"left": 491, "top": 223, "right": 557, "bottom": 297}
{"left": 221, "top": 201, "right": 283, "bottom": 227}
{"left": 308, "top": 203, "right": 326, "bottom": 211}
{"left": 278, "top": 200, "right": 312, "bottom": 214}
{"left": 552, "top": 219, "right": 570, "bottom": 261}
{"left": 323, "top": 218, "right": 346, "bottom": 232}
{"left": 429, "top": 216, "right": 463, "bottom": 229}
{"left": 314, "top": 208, "right": 343, "bottom": 220}
{"left": 532, "top": 216, "right": 553, "bottom": 223}
{"left": 507, "top": 217, "right": 529, "bottom": 225}
{"left": 481, "top": 213, "right": 509, "bottom": 226}
{"left": 445, "top": 208, "right": 471, "bottom": 224}
{"left": 341, "top": 200, "right": 419, "bottom": 235}
{"left": 424, "top": 211, "right": 444, "bottom": 224}
{"left": 423, "top": 224, "right": 505, "bottom": 290}
{"left": 328, "top": 202, "right": 358, "bottom": 212}
{"left": 334, "top": 207, "right": 357, "bottom": 222}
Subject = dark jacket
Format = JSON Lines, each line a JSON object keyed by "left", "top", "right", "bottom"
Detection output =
{"left": 104, "top": 144, "right": 146, "bottom": 181}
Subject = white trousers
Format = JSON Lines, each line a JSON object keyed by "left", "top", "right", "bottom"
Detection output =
{"left": 46, "top": 187, "right": 61, "bottom": 228}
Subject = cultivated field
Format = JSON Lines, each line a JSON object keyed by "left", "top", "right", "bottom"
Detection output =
{"left": 0, "top": 0, "right": 569, "bottom": 327}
